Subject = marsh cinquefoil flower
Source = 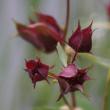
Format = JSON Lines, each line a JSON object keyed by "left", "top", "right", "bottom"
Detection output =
{"left": 15, "top": 13, "right": 64, "bottom": 53}
{"left": 25, "top": 59, "right": 49, "bottom": 88}
{"left": 57, "top": 64, "right": 90, "bottom": 100}
{"left": 69, "top": 21, "right": 93, "bottom": 53}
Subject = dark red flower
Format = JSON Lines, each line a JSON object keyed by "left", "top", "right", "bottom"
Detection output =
{"left": 25, "top": 59, "right": 49, "bottom": 88}
{"left": 106, "top": 2, "right": 110, "bottom": 20}
{"left": 57, "top": 64, "right": 90, "bottom": 101}
{"left": 15, "top": 13, "right": 64, "bottom": 53}
{"left": 69, "top": 21, "right": 93, "bottom": 53}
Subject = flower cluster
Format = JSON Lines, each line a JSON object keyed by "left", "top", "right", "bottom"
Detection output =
{"left": 15, "top": 10, "right": 93, "bottom": 101}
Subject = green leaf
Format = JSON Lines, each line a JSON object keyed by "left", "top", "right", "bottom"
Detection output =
{"left": 79, "top": 53, "right": 110, "bottom": 68}
{"left": 56, "top": 43, "right": 68, "bottom": 67}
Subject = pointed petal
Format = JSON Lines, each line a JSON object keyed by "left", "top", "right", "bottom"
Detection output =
{"left": 84, "top": 75, "right": 91, "bottom": 81}
{"left": 69, "top": 21, "right": 83, "bottom": 52}
{"left": 57, "top": 92, "right": 64, "bottom": 101}
{"left": 58, "top": 78, "right": 70, "bottom": 93}
{"left": 57, "top": 78, "right": 70, "bottom": 101}
{"left": 80, "top": 21, "right": 93, "bottom": 52}
{"left": 37, "top": 13, "right": 61, "bottom": 32}
{"left": 69, "top": 21, "right": 93, "bottom": 53}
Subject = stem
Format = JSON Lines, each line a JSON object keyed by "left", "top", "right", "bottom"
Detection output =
{"left": 72, "top": 51, "right": 77, "bottom": 63}
{"left": 63, "top": 96, "right": 72, "bottom": 110}
{"left": 48, "top": 72, "right": 58, "bottom": 79}
{"left": 103, "top": 69, "right": 110, "bottom": 110}
{"left": 71, "top": 93, "right": 76, "bottom": 108}
{"left": 68, "top": 57, "right": 77, "bottom": 109}
{"left": 64, "top": 0, "right": 70, "bottom": 39}
{"left": 69, "top": 56, "right": 77, "bottom": 109}
{"left": 63, "top": 0, "right": 77, "bottom": 109}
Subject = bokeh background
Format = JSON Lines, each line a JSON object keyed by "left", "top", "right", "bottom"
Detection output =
{"left": 0, "top": 0, "right": 110, "bottom": 110}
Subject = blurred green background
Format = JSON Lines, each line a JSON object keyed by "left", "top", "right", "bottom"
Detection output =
{"left": 0, "top": 0, "right": 110, "bottom": 110}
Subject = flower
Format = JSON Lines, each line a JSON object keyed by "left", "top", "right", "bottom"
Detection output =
{"left": 25, "top": 58, "right": 49, "bottom": 88}
{"left": 15, "top": 13, "right": 64, "bottom": 53}
{"left": 57, "top": 64, "right": 90, "bottom": 101}
{"left": 106, "top": 2, "right": 110, "bottom": 20}
{"left": 69, "top": 21, "right": 93, "bottom": 53}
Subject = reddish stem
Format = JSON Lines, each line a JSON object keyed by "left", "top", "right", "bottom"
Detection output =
{"left": 64, "top": 0, "right": 70, "bottom": 39}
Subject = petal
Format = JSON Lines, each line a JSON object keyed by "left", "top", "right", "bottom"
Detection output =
{"left": 69, "top": 21, "right": 93, "bottom": 53}
{"left": 77, "top": 68, "right": 90, "bottom": 84}
{"left": 31, "top": 23, "right": 64, "bottom": 42}
{"left": 15, "top": 21, "right": 64, "bottom": 53}
{"left": 37, "top": 63, "right": 49, "bottom": 78}
{"left": 37, "top": 13, "right": 62, "bottom": 32}
{"left": 69, "top": 21, "right": 83, "bottom": 52}
{"left": 80, "top": 21, "right": 93, "bottom": 52}
{"left": 82, "top": 21, "right": 93, "bottom": 37}
{"left": 32, "top": 23, "right": 64, "bottom": 52}
{"left": 59, "top": 64, "right": 78, "bottom": 78}
{"left": 57, "top": 78, "right": 70, "bottom": 101}
{"left": 74, "top": 84, "right": 84, "bottom": 92}
{"left": 15, "top": 22, "right": 43, "bottom": 48}
{"left": 25, "top": 59, "right": 37, "bottom": 70}
{"left": 83, "top": 74, "right": 91, "bottom": 81}
{"left": 24, "top": 58, "right": 50, "bottom": 88}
